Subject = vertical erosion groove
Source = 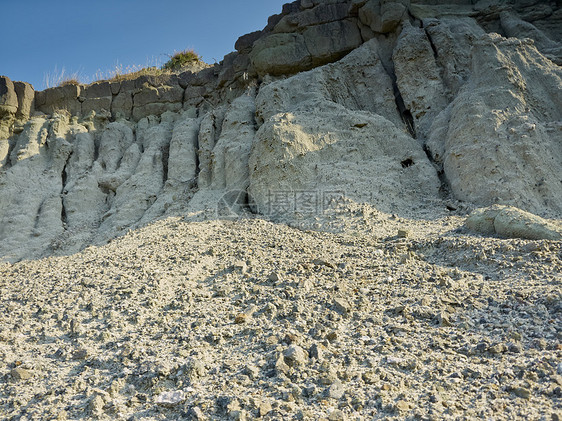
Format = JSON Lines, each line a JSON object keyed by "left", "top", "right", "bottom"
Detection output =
{"left": 418, "top": 22, "right": 453, "bottom": 199}
{"left": 394, "top": 86, "right": 416, "bottom": 139}
{"left": 381, "top": 59, "right": 417, "bottom": 139}
{"left": 34, "top": 200, "right": 45, "bottom": 230}
{"left": 424, "top": 27, "right": 440, "bottom": 60}
{"left": 3, "top": 137, "right": 17, "bottom": 170}
{"left": 213, "top": 115, "right": 223, "bottom": 144}
{"left": 423, "top": 143, "right": 450, "bottom": 199}
{"left": 162, "top": 143, "right": 170, "bottom": 184}
{"left": 194, "top": 128, "right": 201, "bottom": 183}
{"left": 93, "top": 132, "right": 100, "bottom": 163}
{"left": 60, "top": 158, "right": 70, "bottom": 228}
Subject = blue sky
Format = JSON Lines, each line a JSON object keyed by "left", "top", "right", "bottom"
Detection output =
{"left": 1, "top": 0, "right": 283, "bottom": 90}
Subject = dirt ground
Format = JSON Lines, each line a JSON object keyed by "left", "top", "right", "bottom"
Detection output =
{"left": 0, "top": 207, "right": 560, "bottom": 420}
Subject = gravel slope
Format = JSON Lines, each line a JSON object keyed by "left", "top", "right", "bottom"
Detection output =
{"left": 0, "top": 212, "right": 560, "bottom": 420}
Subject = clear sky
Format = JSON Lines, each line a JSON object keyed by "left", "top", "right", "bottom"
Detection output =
{"left": 1, "top": 0, "right": 283, "bottom": 90}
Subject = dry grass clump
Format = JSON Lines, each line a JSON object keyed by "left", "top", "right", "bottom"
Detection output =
{"left": 97, "top": 50, "right": 203, "bottom": 83}
{"left": 43, "top": 67, "right": 82, "bottom": 89}
{"left": 105, "top": 65, "right": 169, "bottom": 83}
{"left": 58, "top": 78, "right": 81, "bottom": 87}
{"left": 91, "top": 59, "right": 168, "bottom": 84}
{"left": 162, "top": 49, "right": 202, "bottom": 71}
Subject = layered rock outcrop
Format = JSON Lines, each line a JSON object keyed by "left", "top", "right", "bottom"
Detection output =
{"left": 0, "top": 0, "right": 560, "bottom": 261}
{"left": 249, "top": 39, "right": 441, "bottom": 215}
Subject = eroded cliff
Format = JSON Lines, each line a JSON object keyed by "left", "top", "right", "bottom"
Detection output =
{"left": 0, "top": 0, "right": 560, "bottom": 261}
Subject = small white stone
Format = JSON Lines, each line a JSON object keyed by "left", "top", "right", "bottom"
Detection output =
{"left": 155, "top": 390, "right": 186, "bottom": 407}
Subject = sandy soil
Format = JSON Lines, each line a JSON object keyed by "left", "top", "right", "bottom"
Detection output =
{"left": 0, "top": 208, "right": 560, "bottom": 420}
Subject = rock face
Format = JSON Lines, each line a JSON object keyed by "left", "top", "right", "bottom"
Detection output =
{"left": 437, "top": 35, "right": 562, "bottom": 215}
{"left": 0, "top": 114, "right": 74, "bottom": 261}
{"left": 0, "top": 76, "right": 20, "bottom": 139}
{"left": 0, "top": 0, "right": 561, "bottom": 261}
{"left": 249, "top": 103, "right": 439, "bottom": 217}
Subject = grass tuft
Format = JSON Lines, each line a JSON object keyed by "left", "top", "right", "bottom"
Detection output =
{"left": 105, "top": 65, "right": 168, "bottom": 83}
{"left": 58, "top": 78, "right": 81, "bottom": 87}
{"left": 92, "top": 58, "right": 167, "bottom": 83}
{"left": 43, "top": 67, "right": 82, "bottom": 89}
{"left": 162, "top": 49, "right": 202, "bottom": 71}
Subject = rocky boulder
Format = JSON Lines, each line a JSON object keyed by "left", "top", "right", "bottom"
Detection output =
{"left": 359, "top": 0, "right": 410, "bottom": 34}
{"left": 35, "top": 84, "right": 82, "bottom": 115}
{"left": 466, "top": 205, "right": 562, "bottom": 240}
{"left": 0, "top": 76, "right": 18, "bottom": 139}
{"left": 80, "top": 81, "right": 113, "bottom": 116}
{"left": 14, "top": 82, "right": 35, "bottom": 120}
{"left": 132, "top": 82, "right": 184, "bottom": 121}
{"left": 249, "top": 1, "right": 362, "bottom": 76}
{"left": 0, "top": 76, "right": 19, "bottom": 116}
